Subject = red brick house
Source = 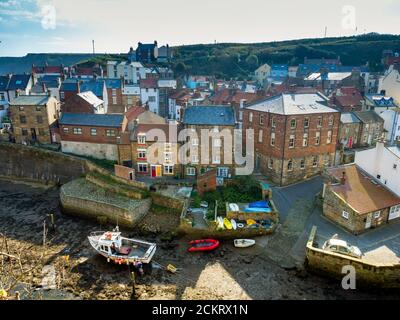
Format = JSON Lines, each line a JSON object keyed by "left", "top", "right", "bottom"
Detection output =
{"left": 243, "top": 92, "right": 340, "bottom": 186}
{"left": 62, "top": 91, "right": 105, "bottom": 114}
{"left": 59, "top": 113, "right": 124, "bottom": 160}
{"left": 330, "top": 87, "right": 364, "bottom": 112}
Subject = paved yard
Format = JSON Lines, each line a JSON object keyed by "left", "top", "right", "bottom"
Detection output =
{"left": 267, "top": 175, "right": 400, "bottom": 267}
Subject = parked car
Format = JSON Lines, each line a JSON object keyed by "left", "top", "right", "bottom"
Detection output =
{"left": 322, "top": 238, "right": 362, "bottom": 259}
{"left": 200, "top": 201, "right": 208, "bottom": 208}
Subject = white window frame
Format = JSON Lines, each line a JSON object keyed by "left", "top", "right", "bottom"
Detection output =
{"left": 258, "top": 130, "right": 263, "bottom": 143}
{"left": 90, "top": 128, "right": 97, "bottom": 136}
{"left": 138, "top": 134, "right": 146, "bottom": 144}
{"left": 315, "top": 131, "right": 321, "bottom": 145}
{"left": 213, "top": 138, "right": 222, "bottom": 148}
{"left": 270, "top": 132, "right": 275, "bottom": 146}
{"left": 287, "top": 160, "right": 293, "bottom": 172}
{"left": 163, "top": 165, "right": 174, "bottom": 175}
{"left": 303, "top": 133, "right": 308, "bottom": 147}
{"left": 268, "top": 158, "right": 273, "bottom": 169}
{"left": 249, "top": 112, "right": 253, "bottom": 123}
{"left": 73, "top": 127, "right": 82, "bottom": 135}
{"left": 137, "top": 149, "right": 146, "bottom": 159}
{"left": 137, "top": 163, "right": 148, "bottom": 173}
{"left": 290, "top": 119, "right": 296, "bottom": 129}
{"left": 374, "top": 211, "right": 381, "bottom": 219}
{"left": 289, "top": 135, "right": 295, "bottom": 148}
{"left": 212, "top": 154, "right": 221, "bottom": 164}
{"left": 192, "top": 138, "right": 199, "bottom": 146}
{"left": 327, "top": 130, "right": 332, "bottom": 144}
{"left": 342, "top": 211, "right": 349, "bottom": 220}
{"left": 186, "top": 167, "right": 196, "bottom": 176}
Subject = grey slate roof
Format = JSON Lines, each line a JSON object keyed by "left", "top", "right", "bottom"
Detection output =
{"left": 340, "top": 112, "right": 361, "bottom": 124}
{"left": 353, "top": 111, "right": 384, "bottom": 123}
{"left": 10, "top": 95, "right": 50, "bottom": 106}
{"left": 7, "top": 74, "right": 31, "bottom": 90}
{"left": 0, "top": 76, "right": 10, "bottom": 91}
{"left": 59, "top": 113, "right": 123, "bottom": 128}
{"left": 60, "top": 79, "right": 79, "bottom": 92}
{"left": 80, "top": 80, "right": 105, "bottom": 97}
{"left": 247, "top": 93, "right": 338, "bottom": 115}
{"left": 99, "top": 78, "right": 122, "bottom": 89}
{"left": 183, "top": 106, "right": 236, "bottom": 126}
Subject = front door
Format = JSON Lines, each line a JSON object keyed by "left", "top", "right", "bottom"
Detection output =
{"left": 31, "top": 128, "right": 37, "bottom": 141}
{"left": 151, "top": 165, "right": 161, "bottom": 178}
{"left": 365, "top": 212, "right": 372, "bottom": 229}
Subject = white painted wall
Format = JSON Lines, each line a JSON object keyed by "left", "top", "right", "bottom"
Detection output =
{"left": 61, "top": 141, "right": 118, "bottom": 161}
{"left": 140, "top": 87, "right": 159, "bottom": 114}
{"left": 355, "top": 142, "right": 400, "bottom": 197}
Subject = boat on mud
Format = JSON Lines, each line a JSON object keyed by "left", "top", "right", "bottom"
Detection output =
{"left": 234, "top": 239, "right": 256, "bottom": 248}
{"left": 188, "top": 239, "right": 220, "bottom": 252}
{"left": 88, "top": 227, "right": 157, "bottom": 265}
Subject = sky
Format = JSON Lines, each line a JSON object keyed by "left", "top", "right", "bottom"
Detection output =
{"left": 0, "top": 0, "right": 399, "bottom": 56}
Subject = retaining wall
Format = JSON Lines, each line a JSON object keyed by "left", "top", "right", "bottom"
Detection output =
{"left": 306, "top": 226, "right": 400, "bottom": 288}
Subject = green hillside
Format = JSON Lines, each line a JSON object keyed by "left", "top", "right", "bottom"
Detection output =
{"left": 171, "top": 33, "right": 400, "bottom": 79}
{"left": 1, "top": 33, "right": 399, "bottom": 79}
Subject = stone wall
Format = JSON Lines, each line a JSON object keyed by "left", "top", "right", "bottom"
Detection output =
{"left": 306, "top": 226, "right": 400, "bottom": 288}
{"left": 150, "top": 192, "right": 186, "bottom": 212}
{"left": 60, "top": 178, "right": 152, "bottom": 228}
{"left": 0, "top": 142, "right": 89, "bottom": 184}
{"left": 61, "top": 141, "right": 119, "bottom": 161}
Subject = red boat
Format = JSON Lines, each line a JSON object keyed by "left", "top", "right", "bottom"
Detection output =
{"left": 188, "top": 239, "right": 220, "bottom": 252}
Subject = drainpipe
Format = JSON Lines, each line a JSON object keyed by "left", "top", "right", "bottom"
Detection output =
{"left": 280, "top": 116, "right": 288, "bottom": 186}
{"left": 390, "top": 110, "right": 398, "bottom": 145}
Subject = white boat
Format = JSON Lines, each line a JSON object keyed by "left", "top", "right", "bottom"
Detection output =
{"left": 229, "top": 203, "right": 240, "bottom": 212}
{"left": 234, "top": 239, "right": 256, "bottom": 248}
{"left": 216, "top": 216, "right": 225, "bottom": 229}
{"left": 88, "top": 227, "right": 157, "bottom": 265}
{"left": 231, "top": 219, "right": 237, "bottom": 230}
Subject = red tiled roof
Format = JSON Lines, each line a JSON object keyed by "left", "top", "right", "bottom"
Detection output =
{"left": 210, "top": 89, "right": 263, "bottom": 105}
{"left": 140, "top": 78, "right": 158, "bottom": 89}
{"left": 328, "top": 165, "right": 400, "bottom": 215}
{"left": 124, "top": 106, "right": 146, "bottom": 122}
{"left": 32, "top": 66, "right": 63, "bottom": 74}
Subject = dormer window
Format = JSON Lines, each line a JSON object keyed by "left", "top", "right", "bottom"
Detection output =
{"left": 138, "top": 134, "right": 146, "bottom": 144}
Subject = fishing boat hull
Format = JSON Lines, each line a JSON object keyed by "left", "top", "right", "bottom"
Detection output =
{"left": 188, "top": 239, "right": 220, "bottom": 252}
{"left": 88, "top": 231, "right": 157, "bottom": 264}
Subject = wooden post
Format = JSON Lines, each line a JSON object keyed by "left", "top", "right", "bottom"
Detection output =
{"left": 43, "top": 220, "right": 46, "bottom": 247}
{"left": 130, "top": 271, "right": 136, "bottom": 300}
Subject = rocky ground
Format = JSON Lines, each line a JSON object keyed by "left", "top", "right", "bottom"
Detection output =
{"left": 0, "top": 179, "right": 399, "bottom": 300}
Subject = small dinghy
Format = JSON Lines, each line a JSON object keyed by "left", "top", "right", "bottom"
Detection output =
{"left": 188, "top": 239, "right": 220, "bottom": 252}
{"left": 216, "top": 216, "right": 225, "bottom": 229}
{"left": 224, "top": 218, "right": 233, "bottom": 230}
{"left": 88, "top": 227, "right": 156, "bottom": 265}
{"left": 234, "top": 239, "right": 256, "bottom": 248}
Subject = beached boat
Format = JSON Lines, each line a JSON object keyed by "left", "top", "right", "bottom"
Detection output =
{"left": 216, "top": 216, "right": 225, "bottom": 229}
{"left": 188, "top": 239, "right": 220, "bottom": 252}
{"left": 224, "top": 218, "right": 233, "bottom": 230}
{"left": 234, "top": 239, "right": 256, "bottom": 248}
{"left": 88, "top": 227, "right": 156, "bottom": 265}
{"left": 231, "top": 219, "right": 237, "bottom": 230}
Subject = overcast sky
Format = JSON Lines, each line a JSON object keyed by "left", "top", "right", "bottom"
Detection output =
{"left": 0, "top": 0, "right": 399, "bottom": 56}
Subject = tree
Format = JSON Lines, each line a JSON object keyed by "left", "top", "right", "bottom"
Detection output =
{"left": 245, "top": 54, "right": 259, "bottom": 70}
{"left": 174, "top": 62, "right": 187, "bottom": 75}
